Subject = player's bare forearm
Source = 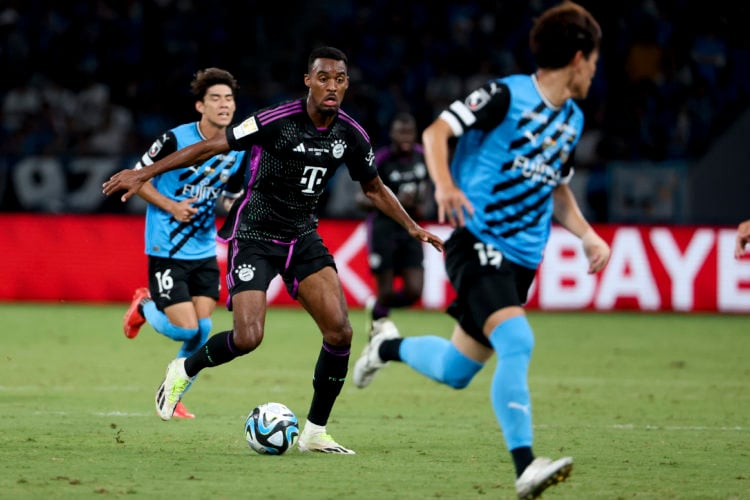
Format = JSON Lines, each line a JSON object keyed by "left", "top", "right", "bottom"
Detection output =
{"left": 136, "top": 181, "right": 196, "bottom": 222}
{"left": 102, "top": 135, "right": 229, "bottom": 201}
{"left": 102, "top": 168, "right": 149, "bottom": 202}
{"left": 361, "top": 177, "right": 444, "bottom": 252}
{"left": 379, "top": 199, "right": 444, "bottom": 252}
{"left": 370, "top": 184, "right": 417, "bottom": 230}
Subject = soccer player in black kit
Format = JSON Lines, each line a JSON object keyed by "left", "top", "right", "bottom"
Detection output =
{"left": 103, "top": 46, "right": 444, "bottom": 454}
{"left": 358, "top": 112, "right": 434, "bottom": 332}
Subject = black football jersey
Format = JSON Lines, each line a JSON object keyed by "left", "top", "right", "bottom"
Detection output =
{"left": 221, "top": 98, "right": 377, "bottom": 242}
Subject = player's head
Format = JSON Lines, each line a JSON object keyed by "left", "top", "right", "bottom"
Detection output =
{"left": 304, "top": 46, "right": 349, "bottom": 117}
{"left": 191, "top": 67, "right": 239, "bottom": 130}
{"left": 389, "top": 112, "right": 418, "bottom": 154}
{"left": 530, "top": 1, "right": 601, "bottom": 98}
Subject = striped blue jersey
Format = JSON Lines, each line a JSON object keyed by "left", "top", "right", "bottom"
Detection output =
{"left": 440, "top": 74, "right": 582, "bottom": 268}
{"left": 135, "top": 122, "right": 246, "bottom": 259}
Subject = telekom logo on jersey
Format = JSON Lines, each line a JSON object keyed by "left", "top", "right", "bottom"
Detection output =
{"left": 300, "top": 166, "right": 327, "bottom": 194}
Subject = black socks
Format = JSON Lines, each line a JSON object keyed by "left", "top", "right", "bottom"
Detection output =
{"left": 511, "top": 446, "right": 535, "bottom": 477}
{"left": 306, "top": 341, "right": 350, "bottom": 426}
{"left": 184, "top": 331, "right": 249, "bottom": 377}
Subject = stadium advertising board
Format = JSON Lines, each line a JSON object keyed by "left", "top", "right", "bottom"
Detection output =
{"left": 1, "top": 214, "right": 747, "bottom": 312}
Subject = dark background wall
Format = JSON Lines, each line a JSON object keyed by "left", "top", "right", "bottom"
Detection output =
{"left": 1, "top": 0, "right": 748, "bottom": 223}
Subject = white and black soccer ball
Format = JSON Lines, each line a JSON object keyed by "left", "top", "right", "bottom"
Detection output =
{"left": 245, "top": 402, "right": 299, "bottom": 455}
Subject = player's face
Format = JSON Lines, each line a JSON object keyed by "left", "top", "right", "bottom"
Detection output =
{"left": 390, "top": 121, "right": 417, "bottom": 153}
{"left": 198, "top": 84, "right": 236, "bottom": 128}
{"left": 571, "top": 49, "right": 599, "bottom": 99}
{"left": 305, "top": 58, "right": 349, "bottom": 117}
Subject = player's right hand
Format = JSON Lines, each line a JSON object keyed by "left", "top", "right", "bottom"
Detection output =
{"left": 171, "top": 197, "right": 199, "bottom": 223}
{"left": 102, "top": 169, "right": 147, "bottom": 202}
{"left": 434, "top": 183, "right": 474, "bottom": 227}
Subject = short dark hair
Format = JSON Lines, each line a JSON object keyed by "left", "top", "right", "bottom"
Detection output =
{"left": 307, "top": 46, "right": 348, "bottom": 72}
{"left": 529, "top": 1, "right": 601, "bottom": 69}
{"left": 392, "top": 112, "right": 416, "bottom": 128}
{"left": 190, "top": 67, "right": 239, "bottom": 100}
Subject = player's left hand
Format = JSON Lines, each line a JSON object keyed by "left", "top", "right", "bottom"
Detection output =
{"left": 582, "top": 229, "right": 610, "bottom": 274}
{"left": 102, "top": 169, "right": 147, "bottom": 202}
{"left": 411, "top": 226, "right": 444, "bottom": 252}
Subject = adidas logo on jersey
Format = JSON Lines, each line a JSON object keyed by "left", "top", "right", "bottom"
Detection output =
{"left": 293, "top": 143, "right": 305, "bottom": 153}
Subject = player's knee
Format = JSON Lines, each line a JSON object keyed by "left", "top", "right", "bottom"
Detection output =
{"left": 508, "top": 320, "right": 535, "bottom": 355}
{"left": 322, "top": 322, "right": 353, "bottom": 346}
{"left": 441, "top": 344, "right": 483, "bottom": 389}
{"left": 233, "top": 322, "right": 264, "bottom": 351}
{"left": 491, "top": 316, "right": 535, "bottom": 357}
{"left": 442, "top": 364, "right": 479, "bottom": 389}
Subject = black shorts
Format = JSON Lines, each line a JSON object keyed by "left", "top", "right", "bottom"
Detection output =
{"left": 367, "top": 214, "right": 423, "bottom": 274}
{"left": 444, "top": 227, "right": 537, "bottom": 347}
{"left": 147, "top": 255, "right": 220, "bottom": 310}
{"left": 225, "top": 231, "right": 336, "bottom": 303}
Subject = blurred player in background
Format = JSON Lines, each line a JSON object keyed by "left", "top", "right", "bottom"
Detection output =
{"left": 123, "top": 68, "right": 245, "bottom": 418}
{"left": 104, "top": 46, "right": 443, "bottom": 453}
{"left": 353, "top": 2, "right": 610, "bottom": 498}
{"left": 358, "top": 112, "right": 434, "bottom": 332}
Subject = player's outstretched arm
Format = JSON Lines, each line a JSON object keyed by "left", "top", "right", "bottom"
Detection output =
{"left": 102, "top": 134, "right": 230, "bottom": 202}
{"left": 360, "top": 175, "right": 444, "bottom": 252}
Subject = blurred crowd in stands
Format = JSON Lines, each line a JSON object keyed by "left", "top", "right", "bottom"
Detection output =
{"left": 1, "top": 0, "right": 748, "bottom": 219}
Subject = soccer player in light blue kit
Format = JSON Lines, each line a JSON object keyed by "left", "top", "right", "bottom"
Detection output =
{"left": 353, "top": 2, "right": 610, "bottom": 498}
{"left": 122, "top": 68, "right": 245, "bottom": 419}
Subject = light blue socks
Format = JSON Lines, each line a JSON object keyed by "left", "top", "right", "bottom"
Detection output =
{"left": 488, "top": 315, "right": 535, "bottom": 450}
{"left": 142, "top": 301, "right": 198, "bottom": 341}
{"left": 178, "top": 317, "right": 211, "bottom": 359}
{"left": 141, "top": 302, "right": 210, "bottom": 358}
{"left": 399, "top": 335, "right": 483, "bottom": 389}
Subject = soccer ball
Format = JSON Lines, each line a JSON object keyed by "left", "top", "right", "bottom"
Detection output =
{"left": 244, "top": 402, "right": 299, "bottom": 455}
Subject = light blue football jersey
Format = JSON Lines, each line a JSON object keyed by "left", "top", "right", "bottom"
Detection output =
{"left": 440, "top": 74, "right": 582, "bottom": 268}
{"left": 136, "top": 122, "right": 245, "bottom": 259}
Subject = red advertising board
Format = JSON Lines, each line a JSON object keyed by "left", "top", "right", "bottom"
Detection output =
{"left": 1, "top": 214, "right": 748, "bottom": 312}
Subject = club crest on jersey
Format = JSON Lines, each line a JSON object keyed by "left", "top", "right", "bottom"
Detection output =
{"left": 233, "top": 117, "right": 258, "bottom": 139}
{"left": 331, "top": 139, "right": 346, "bottom": 159}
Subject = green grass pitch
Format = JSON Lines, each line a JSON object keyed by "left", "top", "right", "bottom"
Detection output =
{"left": 1, "top": 302, "right": 748, "bottom": 499}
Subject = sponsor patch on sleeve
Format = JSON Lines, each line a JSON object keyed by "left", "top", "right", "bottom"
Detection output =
{"left": 233, "top": 117, "right": 258, "bottom": 139}
{"left": 465, "top": 88, "right": 490, "bottom": 111}
{"left": 148, "top": 139, "right": 163, "bottom": 157}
